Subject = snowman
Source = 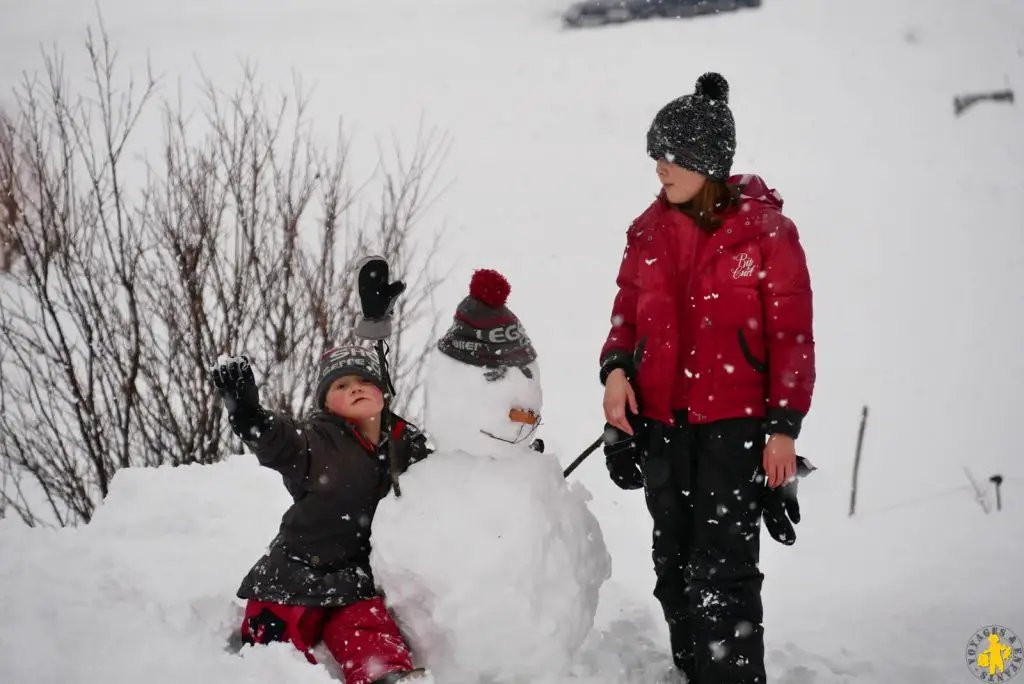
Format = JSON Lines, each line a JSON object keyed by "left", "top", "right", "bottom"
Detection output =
{"left": 370, "top": 268, "right": 611, "bottom": 684}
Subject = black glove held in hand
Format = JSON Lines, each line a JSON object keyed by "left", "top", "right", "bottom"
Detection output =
{"left": 761, "top": 475, "right": 802, "bottom": 546}
{"left": 357, "top": 256, "right": 406, "bottom": 321}
{"left": 211, "top": 355, "right": 270, "bottom": 442}
{"left": 603, "top": 423, "right": 645, "bottom": 490}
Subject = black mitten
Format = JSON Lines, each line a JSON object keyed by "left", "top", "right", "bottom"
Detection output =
{"left": 761, "top": 473, "right": 803, "bottom": 546}
{"left": 210, "top": 355, "right": 270, "bottom": 442}
{"left": 603, "top": 420, "right": 646, "bottom": 490}
{"left": 354, "top": 256, "right": 406, "bottom": 340}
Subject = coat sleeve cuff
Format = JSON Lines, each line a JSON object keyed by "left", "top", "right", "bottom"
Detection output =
{"left": 766, "top": 407, "right": 805, "bottom": 440}
{"left": 599, "top": 350, "right": 635, "bottom": 385}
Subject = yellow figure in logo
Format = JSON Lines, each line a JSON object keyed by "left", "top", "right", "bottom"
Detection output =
{"left": 977, "top": 633, "right": 1014, "bottom": 675}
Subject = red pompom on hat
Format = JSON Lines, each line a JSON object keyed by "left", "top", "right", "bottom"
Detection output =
{"left": 469, "top": 268, "right": 511, "bottom": 309}
{"left": 437, "top": 269, "right": 536, "bottom": 369}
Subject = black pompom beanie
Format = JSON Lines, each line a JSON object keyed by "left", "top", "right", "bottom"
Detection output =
{"left": 646, "top": 72, "right": 736, "bottom": 181}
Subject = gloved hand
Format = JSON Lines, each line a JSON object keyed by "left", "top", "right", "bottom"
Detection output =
{"left": 761, "top": 456, "right": 814, "bottom": 545}
{"left": 354, "top": 255, "right": 406, "bottom": 340}
{"left": 762, "top": 481, "right": 800, "bottom": 545}
{"left": 603, "top": 418, "right": 646, "bottom": 490}
{"left": 210, "top": 355, "right": 270, "bottom": 442}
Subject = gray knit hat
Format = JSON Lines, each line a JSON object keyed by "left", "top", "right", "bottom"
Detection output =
{"left": 436, "top": 269, "right": 537, "bottom": 370}
{"left": 647, "top": 72, "right": 736, "bottom": 181}
{"left": 314, "top": 345, "right": 386, "bottom": 410}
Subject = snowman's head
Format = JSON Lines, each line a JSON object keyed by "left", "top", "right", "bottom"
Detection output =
{"left": 425, "top": 349, "right": 542, "bottom": 459}
{"left": 425, "top": 269, "right": 542, "bottom": 459}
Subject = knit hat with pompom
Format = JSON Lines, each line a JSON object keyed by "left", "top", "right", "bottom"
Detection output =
{"left": 646, "top": 72, "right": 736, "bottom": 181}
{"left": 436, "top": 269, "right": 537, "bottom": 370}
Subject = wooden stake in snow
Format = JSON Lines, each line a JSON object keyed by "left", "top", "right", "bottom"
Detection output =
{"left": 989, "top": 474, "right": 1004, "bottom": 512}
{"left": 849, "top": 405, "right": 868, "bottom": 517}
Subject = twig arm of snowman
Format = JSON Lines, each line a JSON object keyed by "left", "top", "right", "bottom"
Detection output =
{"left": 353, "top": 254, "right": 409, "bottom": 496}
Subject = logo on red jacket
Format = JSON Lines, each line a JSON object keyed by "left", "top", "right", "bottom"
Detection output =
{"left": 731, "top": 253, "right": 756, "bottom": 279}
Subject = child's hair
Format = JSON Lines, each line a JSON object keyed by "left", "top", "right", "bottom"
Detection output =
{"left": 679, "top": 179, "right": 739, "bottom": 231}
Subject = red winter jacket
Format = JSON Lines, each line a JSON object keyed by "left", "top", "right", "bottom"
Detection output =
{"left": 599, "top": 174, "right": 815, "bottom": 438}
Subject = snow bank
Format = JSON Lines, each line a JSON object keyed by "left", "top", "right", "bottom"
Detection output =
{"left": 2, "top": 456, "right": 1020, "bottom": 684}
{"left": 0, "top": 457, "right": 334, "bottom": 684}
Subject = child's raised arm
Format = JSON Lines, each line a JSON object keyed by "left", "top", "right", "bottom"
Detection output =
{"left": 210, "top": 355, "right": 311, "bottom": 480}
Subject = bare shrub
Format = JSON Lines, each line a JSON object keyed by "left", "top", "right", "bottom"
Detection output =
{"left": 0, "top": 24, "right": 446, "bottom": 526}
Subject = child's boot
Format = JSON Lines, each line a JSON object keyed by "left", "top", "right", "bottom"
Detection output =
{"left": 371, "top": 667, "right": 430, "bottom": 684}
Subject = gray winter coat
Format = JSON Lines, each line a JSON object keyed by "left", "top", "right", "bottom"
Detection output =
{"left": 236, "top": 410, "right": 428, "bottom": 607}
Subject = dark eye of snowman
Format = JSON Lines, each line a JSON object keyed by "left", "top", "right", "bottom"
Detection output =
{"left": 483, "top": 365, "right": 533, "bottom": 382}
{"left": 483, "top": 366, "right": 508, "bottom": 382}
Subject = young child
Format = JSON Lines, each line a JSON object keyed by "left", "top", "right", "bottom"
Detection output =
{"left": 211, "top": 345, "right": 430, "bottom": 684}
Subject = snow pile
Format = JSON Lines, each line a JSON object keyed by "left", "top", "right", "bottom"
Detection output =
{"left": 371, "top": 349, "right": 612, "bottom": 683}
{"left": 1, "top": 455, "right": 1020, "bottom": 684}
{"left": 0, "top": 457, "right": 342, "bottom": 684}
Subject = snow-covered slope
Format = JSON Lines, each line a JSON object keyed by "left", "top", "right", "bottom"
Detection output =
{"left": 2, "top": 0, "right": 1023, "bottom": 682}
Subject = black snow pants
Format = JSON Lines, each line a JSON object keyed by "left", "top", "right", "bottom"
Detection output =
{"left": 642, "top": 416, "right": 767, "bottom": 684}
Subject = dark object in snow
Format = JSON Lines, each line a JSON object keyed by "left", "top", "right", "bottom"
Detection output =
{"left": 562, "top": 0, "right": 761, "bottom": 29}
{"left": 530, "top": 437, "right": 545, "bottom": 453}
{"left": 989, "top": 474, "right": 1003, "bottom": 512}
{"left": 953, "top": 89, "right": 1014, "bottom": 116}
{"left": 355, "top": 254, "right": 407, "bottom": 341}
{"left": 848, "top": 404, "right": 868, "bottom": 517}
{"left": 372, "top": 668, "right": 430, "bottom": 684}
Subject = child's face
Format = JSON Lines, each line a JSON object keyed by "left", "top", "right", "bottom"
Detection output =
{"left": 656, "top": 158, "right": 706, "bottom": 204}
{"left": 324, "top": 375, "right": 384, "bottom": 422}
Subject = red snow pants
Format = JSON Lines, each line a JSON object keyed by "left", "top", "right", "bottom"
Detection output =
{"left": 240, "top": 596, "right": 415, "bottom": 684}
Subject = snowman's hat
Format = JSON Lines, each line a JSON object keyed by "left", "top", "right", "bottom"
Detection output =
{"left": 436, "top": 269, "right": 537, "bottom": 369}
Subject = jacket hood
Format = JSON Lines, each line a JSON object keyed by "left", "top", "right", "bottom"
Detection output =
{"left": 728, "top": 173, "right": 784, "bottom": 210}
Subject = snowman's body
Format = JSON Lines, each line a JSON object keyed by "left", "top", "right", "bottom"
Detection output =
{"left": 370, "top": 275, "right": 611, "bottom": 683}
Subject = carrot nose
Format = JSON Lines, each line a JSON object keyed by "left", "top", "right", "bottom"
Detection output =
{"left": 509, "top": 408, "right": 538, "bottom": 425}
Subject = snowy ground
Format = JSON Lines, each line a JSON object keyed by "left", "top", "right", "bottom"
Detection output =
{"left": 0, "top": 455, "right": 1020, "bottom": 684}
{"left": 3, "top": 0, "right": 1024, "bottom": 682}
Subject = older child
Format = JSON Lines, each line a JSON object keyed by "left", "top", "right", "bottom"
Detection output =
{"left": 211, "top": 346, "right": 429, "bottom": 684}
{"left": 599, "top": 73, "right": 815, "bottom": 684}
